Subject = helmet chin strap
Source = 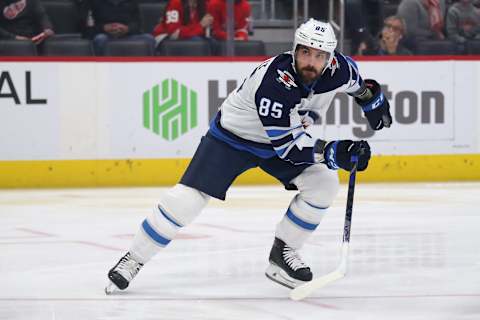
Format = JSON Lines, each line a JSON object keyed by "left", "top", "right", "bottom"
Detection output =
{"left": 320, "top": 62, "right": 330, "bottom": 75}
{"left": 320, "top": 52, "right": 333, "bottom": 75}
{"left": 291, "top": 50, "right": 298, "bottom": 73}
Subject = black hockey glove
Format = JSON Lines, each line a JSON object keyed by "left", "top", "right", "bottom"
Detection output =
{"left": 315, "top": 140, "right": 371, "bottom": 171}
{"left": 355, "top": 79, "right": 392, "bottom": 131}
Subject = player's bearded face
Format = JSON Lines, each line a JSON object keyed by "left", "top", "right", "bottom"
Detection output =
{"left": 295, "top": 45, "right": 329, "bottom": 84}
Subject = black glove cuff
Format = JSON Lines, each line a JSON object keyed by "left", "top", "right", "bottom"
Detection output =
{"left": 313, "top": 139, "right": 328, "bottom": 163}
{"left": 354, "top": 79, "right": 384, "bottom": 112}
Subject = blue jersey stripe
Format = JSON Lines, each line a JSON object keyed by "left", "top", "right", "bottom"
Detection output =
{"left": 274, "top": 131, "right": 306, "bottom": 150}
{"left": 286, "top": 209, "right": 318, "bottom": 231}
{"left": 142, "top": 219, "right": 171, "bottom": 246}
{"left": 276, "top": 146, "right": 288, "bottom": 158}
{"left": 209, "top": 117, "right": 276, "bottom": 159}
{"left": 266, "top": 129, "right": 290, "bottom": 138}
{"left": 345, "top": 55, "right": 358, "bottom": 71}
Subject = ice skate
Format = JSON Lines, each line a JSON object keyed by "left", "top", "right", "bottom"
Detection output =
{"left": 105, "top": 252, "right": 143, "bottom": 294}
{"left": 265, "top": 238, "right": 312, "bottom": 289}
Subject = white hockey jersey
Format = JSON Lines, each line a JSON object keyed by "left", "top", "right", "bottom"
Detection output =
{"left": 209, "top": 51, "right": 363, "bottom": 165}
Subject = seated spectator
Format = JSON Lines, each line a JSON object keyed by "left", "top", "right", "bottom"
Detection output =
{"left": 360, "top": 16, "right": 413, "bottom": 55}
{"left": 446, "top": 0, "right": 480, "bottom": 44}
{"left": 0, "top": 0, "right": 54, "bottom": 44}
{"left": 86, "top": 0, "right": 155, "bottom": 55}
{"left": 207, "top": 0, "right": 251, "bottom": 41}
{"left": 397, "top": 0, "right": 447, "bottom": 49}
{"left": 345, "top": 0, "right": 376, "bottom": 55}
{"left": 274, "top": 0, "right": 328, "bottom": 20}
{"left": 76, "top": 0, "right": 95, "bottom": 39}
{"left": 152, "top": 0, "right": 213, "bottom": 45}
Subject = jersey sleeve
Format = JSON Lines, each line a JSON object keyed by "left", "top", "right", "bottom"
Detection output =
{"left": 253, "top": 66, "right": 316, "bottom": 165}
{"left": 341, "top": 54, "right": 364, "bottom": 95}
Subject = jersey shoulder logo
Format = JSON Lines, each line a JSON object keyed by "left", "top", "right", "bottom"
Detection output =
{"left": 329, "top": 56, "right": 339, "bottom": 77}
{"left": 276, "top": 69, "right": 298, "bottom": 90}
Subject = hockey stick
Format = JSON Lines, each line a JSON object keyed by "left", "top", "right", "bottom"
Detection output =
{"left": 290, "top": 156, "right": 359, "bottom": 301}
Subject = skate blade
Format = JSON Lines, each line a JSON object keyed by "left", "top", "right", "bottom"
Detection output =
{"left": 105, "top": 281, "right": 119, "bottom": 295}
{"left": 265, "top": 264, "right": 307, "bottom": 289}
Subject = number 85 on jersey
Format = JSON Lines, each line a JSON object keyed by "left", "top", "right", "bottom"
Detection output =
{"left": 258, "top": 97, "right": 283, "bottom": 119}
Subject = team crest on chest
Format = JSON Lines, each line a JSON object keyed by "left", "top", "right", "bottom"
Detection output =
{"left": 276, "top": 69, "right": 298, "bottom": 90}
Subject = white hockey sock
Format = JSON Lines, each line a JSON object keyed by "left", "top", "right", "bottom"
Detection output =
{"left": 129, "top": 184, "right": 210, "bottom": 264}
{"left": 128, "top": 205, "right": 179, "bottom": 264}
{"left": 129, "top": 230, "right": 162, "bottom": 264}
{"left": 275, "top": 195, "right": 328, "bottom": 250}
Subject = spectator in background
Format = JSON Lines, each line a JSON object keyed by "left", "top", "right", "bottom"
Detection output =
{"left": 284, "top": 0, "right": 380, "bottom": 55}
{"left": 446, "top": 0, "right": 480, "bottom": 45}
{"left": 345, "top": 0, "right": 376, "bottom": 55}
{"left": 86, "top": 0, "right": 155, "bottom": 55}
{"left": 207, "top": 0, "right": 251, "bottom": 41}
{"left": 275, "top": 0, "right": 329, "bottom": 20}
{"left": 76, "top": 0, "right": 95, "bottom": 39}
{"left": 0, "top": 0, "right": 54, "bottom": 44}
{"left": 360, "top": 16, "right": 413, "bottom": 55}
{"left": 152, "top": 0, "right": 213, "bottom": 46}
{"left": 397, "top": 0, "right": 447, "bottom": 49}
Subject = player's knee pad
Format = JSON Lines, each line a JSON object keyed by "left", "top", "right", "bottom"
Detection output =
{"left": 157, "top": 183, "right": 210, "bottom": 226}
{"left": 288, "top": 194, "right": 326, "bottom": 226}
{"left": 291, "top": 163, "right": 339, "bottom": 208}
{"left": 144, "top": 184, "right": 210, "bottom": 243}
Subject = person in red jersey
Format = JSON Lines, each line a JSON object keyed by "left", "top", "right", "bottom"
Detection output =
{"left": 207, "top": 0, "right": 251, "bottom": 40}
{"left": 152, "top": 0, "right": 213, "bottom": 44}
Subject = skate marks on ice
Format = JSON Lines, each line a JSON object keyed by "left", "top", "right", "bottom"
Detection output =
{"left": 0, "top": 183, "right": 480, "bottom": 319}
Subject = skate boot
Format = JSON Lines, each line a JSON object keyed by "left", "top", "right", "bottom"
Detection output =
{"left": 265, "top": 238, "right": 312, "bottom": 289}
{"left": 105, "top": 252, "right": 143, "bottom": 294}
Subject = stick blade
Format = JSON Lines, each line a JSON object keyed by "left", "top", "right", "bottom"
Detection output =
{"left": 289, "top": 270, "right": 344, "bottom": 301}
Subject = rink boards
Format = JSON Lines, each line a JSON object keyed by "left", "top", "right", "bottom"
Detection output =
{"left": 0, "top": 56, "right": 479, "bottom": 187}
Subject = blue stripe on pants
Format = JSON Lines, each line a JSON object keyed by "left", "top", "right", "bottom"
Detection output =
{"left": 286, "top": 209, "right": 318, "bottom": 231}
{"left": 142, "top": 219, "right": 171, "bottom": 246}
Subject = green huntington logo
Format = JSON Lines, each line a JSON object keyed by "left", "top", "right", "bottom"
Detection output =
{"left": 143, "top": 79, "right": 198, "bottom": 141}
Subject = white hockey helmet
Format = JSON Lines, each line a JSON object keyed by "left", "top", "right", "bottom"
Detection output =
{"left": 293, "top": 19, "right": 337, "bottom": 67}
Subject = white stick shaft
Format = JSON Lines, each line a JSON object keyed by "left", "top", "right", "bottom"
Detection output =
{"left": 290, "top": 162, "right": 357, "bottom": 301}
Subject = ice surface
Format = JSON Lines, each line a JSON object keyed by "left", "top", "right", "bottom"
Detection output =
{"left": 1, "top": 183, "right": 479, "bottom": 320}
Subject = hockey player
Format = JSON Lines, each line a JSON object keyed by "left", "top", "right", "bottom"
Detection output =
{"left": 105, "top": 18, "right": 392, "bottom": 294}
